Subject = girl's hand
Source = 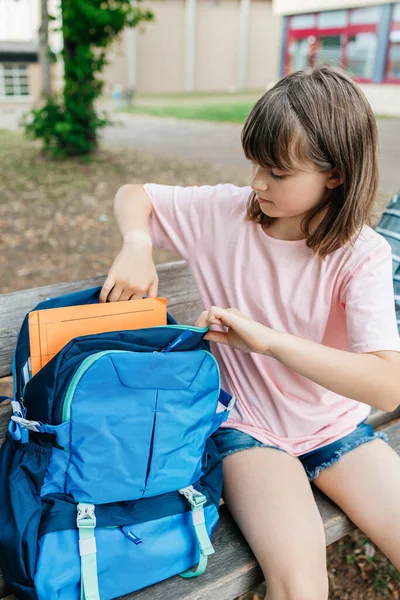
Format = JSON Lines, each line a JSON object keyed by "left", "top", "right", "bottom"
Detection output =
{"left": 100, "top": 232, "right": 158, "bottom": 302}
{"left": 195, "top": 306, "right": 276, "bottom": 355}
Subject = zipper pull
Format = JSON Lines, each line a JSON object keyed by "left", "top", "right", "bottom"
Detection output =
{"left": 161, "top": 330, "right": 193, "bottom": 353}
{"left": 120, "top": 526, "right": 142, "bottom": 545}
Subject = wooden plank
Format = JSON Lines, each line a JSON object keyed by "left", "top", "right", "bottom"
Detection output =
{"left": 0, "top": 261, "right": 200, "bottom": 378}
{"left": 0, "top": 404, "right": 11, "bottom": 448}
{"left": 368, "top": 405, "right": 400, "bottom": 429}
{"left": 0, "top": 570, "right": 11, "bottom": 599}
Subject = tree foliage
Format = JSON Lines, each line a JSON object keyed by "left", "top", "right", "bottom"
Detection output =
{"left": 25, "top": 0, "right": 153, "bottom": 157}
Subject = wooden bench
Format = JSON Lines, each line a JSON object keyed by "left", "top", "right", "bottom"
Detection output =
{"left": 1, "top": 260, "right": 400, "bottom": 600}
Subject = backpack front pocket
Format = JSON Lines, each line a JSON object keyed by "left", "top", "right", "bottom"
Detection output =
{"left": 64, "top": 352, "right": 157, "bottom": 503}
{"left": 63, "top": 350, "right": 220, "bottom": 504}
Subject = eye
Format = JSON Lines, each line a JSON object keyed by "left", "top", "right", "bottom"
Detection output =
{"left": 270, "top": 171, "right": 285, "bottom": 181}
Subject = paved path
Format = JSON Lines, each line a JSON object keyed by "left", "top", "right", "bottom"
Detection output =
{"left": 103, "top": 114, "right": 247, "bottom": 169}
{"left": 1, "top": 108, "right": 399, "bottom": 196}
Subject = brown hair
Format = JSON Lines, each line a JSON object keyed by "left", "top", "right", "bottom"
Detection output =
{"left": 241, "top": 65, "right": 379, "bottom": 257}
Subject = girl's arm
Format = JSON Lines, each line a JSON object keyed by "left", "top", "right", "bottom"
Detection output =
{"left": 100, "top": 184, "right": 158, "bottom": 303}
{"left": 196, "top": 306, "right": 400, "bottom": 412}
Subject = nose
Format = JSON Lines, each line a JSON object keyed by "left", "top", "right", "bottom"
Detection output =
{"left": 251, "top": 166, "right": 268, "bottom": 192}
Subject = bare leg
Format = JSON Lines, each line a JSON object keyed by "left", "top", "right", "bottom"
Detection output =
{"left": 222, "top": 447, "right": 329, "bottom": 600}
{"left": 314, "top": 438, "right": 400, "bottom": 570}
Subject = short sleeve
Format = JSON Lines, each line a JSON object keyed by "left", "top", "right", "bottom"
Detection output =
{"left": 341, "top": 235, "right": 400, "bottom": 353}
{"left": 144, "top": 183, "right": 249, "bottom": 261}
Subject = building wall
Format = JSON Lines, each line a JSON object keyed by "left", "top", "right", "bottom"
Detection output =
{"left": 29, "top": 63, "right": 41, "bottom": 101}
{"left": 360, "top": 83, "right": 400, "bottom": 116}
{"left": 0, "top": 0, "right": 39, "bottom": 41}
{"left": 273, "top": 0, "right": 390, "bottom": 15}
{"left": 195, "top": 0, "right": 240, "bottom": 91}
{"left": 247, "top": 0, "right": 282, "bottom": 89}
{"left": 105, "top": 0, "right": 281, "bottom": 94}
{"left": 137, "top": 0, "right": 186, "bottom": 93}
{"left": 103, "top": 35, "right": 130, "bottom": 96}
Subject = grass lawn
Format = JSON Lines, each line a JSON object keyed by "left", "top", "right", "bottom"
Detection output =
{"left": 121, "top": 101, "right": 255, "bottom": 123}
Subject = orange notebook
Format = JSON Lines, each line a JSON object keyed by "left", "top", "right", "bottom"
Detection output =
{"left": 28, "top": 297, "right": 168, "bottom": 376}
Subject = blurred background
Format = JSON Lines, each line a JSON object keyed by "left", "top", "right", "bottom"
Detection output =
{"left": 0, "top": 1, "right": 399, "bottom": 598}
{"left": 1, "top": 0, "right": 399, "bottom": 112}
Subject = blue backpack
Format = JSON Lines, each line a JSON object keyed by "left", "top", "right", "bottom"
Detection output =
{"left": 0, "top": 287, "right": 235, "bottom": 600}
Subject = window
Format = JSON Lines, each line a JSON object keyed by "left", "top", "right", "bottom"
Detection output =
{"left": 386, "top": 3, "right": 400, "bottom": 81}
{"left": 284, "top": 7, "right": 382, "bottom": 83}
{"left": 317, "top": 10, "right": 347, "bottom": 29}
{"left": 347, "top": 33, "right": 378, "bottom": 79}
{"left": 315, "top": 35, "right": 342, "bottom": 67}
{"left": 287, "top": 38, "right": 311, "bottom": 71}
{"left": 0, "top": 64, "right": 30, "bottom": 97}
{"left": 350, "top": 6, "right": 382, "bottom": 25}
{"left": 290, "top": 14, "right": 315, "bottom": 30}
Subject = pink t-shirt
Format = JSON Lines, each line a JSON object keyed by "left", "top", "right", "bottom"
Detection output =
{"left": 144, "top": 183, "right": 400, "bottom": 456}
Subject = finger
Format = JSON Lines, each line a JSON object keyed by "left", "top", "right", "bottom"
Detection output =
{"left": 130, "top": 291, "right": 145, "bottom": 301}
{"left": 204, "top": 330, "right": 230, "bottom": 345}
{"left": 100, "top": 275, "right": 115, "bottom": 303}
{"left": 108, "top": 284, "right": 124, "bottom": 303}
{"left": 119, "top": 288, "right": 134, "bottom": 302}
{"left": 208, "top": 306, "right": 237, "bottom": 328}
{"left": 195, "top": 310, "right": 223, "bottom": 329}
{"left": 195, "top": 311, "right": 209, "bottom": 328}
{"left": 147, "top": 278, "right": 159, "bottom": 298}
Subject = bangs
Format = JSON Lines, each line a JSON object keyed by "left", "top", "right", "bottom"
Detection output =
{"left": 241, "top": 90, "right": 309, "bottom": 172}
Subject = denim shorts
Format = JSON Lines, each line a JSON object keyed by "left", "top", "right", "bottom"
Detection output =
{"left": 212, "top": 421, "right": 389, "bottom": 481}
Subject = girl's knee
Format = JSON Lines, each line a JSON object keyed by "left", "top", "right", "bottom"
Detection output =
{"left": 265, "top": 572, "right": 329, "bottom": 600}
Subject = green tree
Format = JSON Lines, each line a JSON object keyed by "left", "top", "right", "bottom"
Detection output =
{"left": 25, "top": 0, "right": 153, "bottom": 157}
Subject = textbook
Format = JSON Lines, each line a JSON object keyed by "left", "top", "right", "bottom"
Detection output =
{"left": 28, "top": 297, "right": 168, "bottom": 376}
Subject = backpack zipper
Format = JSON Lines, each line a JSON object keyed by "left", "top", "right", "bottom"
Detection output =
{"left": 61, "top": 332, "right": 220, "bottom": 422}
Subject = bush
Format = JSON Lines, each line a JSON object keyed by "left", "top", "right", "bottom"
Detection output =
{"left": 25, "top": 0, "right": 153, "bottom": 157}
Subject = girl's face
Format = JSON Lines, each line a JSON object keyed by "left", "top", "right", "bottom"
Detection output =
{"left": 251, "top": 162, "right": 340, "bottom": 220}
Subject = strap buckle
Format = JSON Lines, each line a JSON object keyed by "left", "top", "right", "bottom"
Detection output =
{"left": 77, "top": 504, "right": 96, "bottom": 529}
{"left": 179, "top": 485, "right": 207, "bottom": 508}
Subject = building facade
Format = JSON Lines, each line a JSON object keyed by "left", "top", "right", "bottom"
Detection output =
{"left": 0, "top": 0, "right": 282, "bottom": 103}
{"left": 274, "top": 0, "right": 400, "bottom": 115}
{"left": 0, "top": 0, "right": 61, "bottom": 104}
{"left": 103, "top": 0, "right": 281, "bottom": 95}
{"left": 0, "top": 0, "right": 40, "bottom": 103}
{"left": 1, "top": 0, "right": 398, "bottom": 115}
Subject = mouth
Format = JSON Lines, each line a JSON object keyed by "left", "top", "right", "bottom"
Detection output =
{"left": 257, "top": 195, "right": 272, "bottom": 205}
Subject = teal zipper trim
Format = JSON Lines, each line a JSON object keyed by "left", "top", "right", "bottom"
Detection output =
{"left": 62, "top": 350, "right": 127, "bottom": 422}
{"left": 61, "top": 325, "right": 218, "bottom": 423}
{"left": 153, "top": 325, "right": 208, "bottom": 333}
{"left": 203, "top": 351, "right": 221, "bottom": 397}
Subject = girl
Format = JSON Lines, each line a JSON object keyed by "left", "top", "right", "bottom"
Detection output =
{"left": 100, "top": 66, "right": 400, "bottom": 600}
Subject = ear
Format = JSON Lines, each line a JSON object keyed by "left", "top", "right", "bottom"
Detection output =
{"left": 326, "top": 169, "right": 343, "bottom": 190}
